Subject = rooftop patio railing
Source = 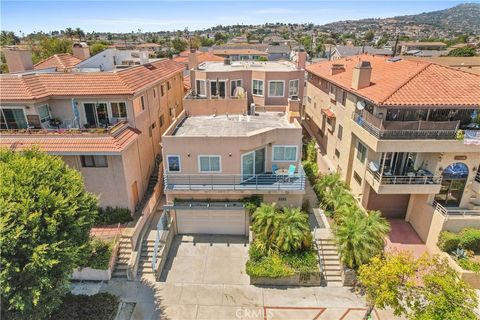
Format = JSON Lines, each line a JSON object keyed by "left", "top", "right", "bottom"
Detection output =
{"left": 367, "top": 167, "right": 442, "bottom": 185}
{"left": 0, "top": 120, "right": 129, "bottom": 136}
{"left": 431, "top": 200, "right": 480, "bottom": 217}
{"left": 352, "top": 112, "right": 460, "bottom": 140}
{"left": 164, "top": 167, "right": 306, "bottom": 191}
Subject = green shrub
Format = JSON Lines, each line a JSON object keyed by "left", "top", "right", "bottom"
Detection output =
{"left": 281, "top": 249, "right": 318, "bottom": 274}
{"left": 302, "top": 160, "right": 319, "bottom": 184}
{"left": 95, "top": 206, "right": 132, "bottom": 226}
{"left": 458, "top": 258, "right": 480, "bottom": 273}
{"left": 80, "top": 238, "right": 113, "bottom": 270}
{"left": 438, "top": 231, "right": 461, "bottom": 253}
{"left": 305, "top": 139, "right": 317, "bottom": 163}
{"left": 243, "top": 195, "right": 262, "bottom": 215}
{"left": 51, "top": 293, "right": 119, "bottom": 320}
{"left": 459, "top": 228, "right": 480, "bottom": 253}
{"left": 246, "top": 253, "right": 295, "bottom": 278}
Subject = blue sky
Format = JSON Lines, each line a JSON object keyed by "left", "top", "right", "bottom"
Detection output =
{"left": 1, "top": 1, "right": 476, "bottom": 34}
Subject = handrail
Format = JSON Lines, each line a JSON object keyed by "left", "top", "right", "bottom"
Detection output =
{"left": 475, "top": 170, "right": 480, "bottom": 184}
{"left": 431, "top": 200, "right": 480, "bottom": 217}
{"left": 152, "top": 209, "right": 170, "bottom": 271}
{"left": 367, "top": 167, "right": 442, "bottom": 185}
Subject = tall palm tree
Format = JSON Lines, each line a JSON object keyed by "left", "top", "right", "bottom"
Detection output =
{"left": 75, "top": 28, "right": 85, "bottom": 41}
{"left": 251, "top": 203, "right": 278, "bottom": 244}
{"left": 64, "top": 28, "right": 74, "bottom": 40}
{"left": 275, "top": 207, "right": 312, "bottom": 252}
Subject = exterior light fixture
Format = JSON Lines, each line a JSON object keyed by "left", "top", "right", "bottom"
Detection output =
{"left": 187, "top": 153, "right": 191, "bottom": 157}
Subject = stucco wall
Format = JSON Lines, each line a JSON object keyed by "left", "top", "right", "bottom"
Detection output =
{"left": 184, "top": 97, "right": 248, "bottom": 116}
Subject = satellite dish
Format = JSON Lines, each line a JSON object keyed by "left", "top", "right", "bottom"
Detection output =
{"left": 356, "top": 101, "right": 366, "bottom": 110}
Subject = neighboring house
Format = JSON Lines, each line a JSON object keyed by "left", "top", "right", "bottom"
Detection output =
{"left": 161, "top": 100, "right": 305, "bottom": 235}
{"left": 200, "top": 44, "right": 292, "bottom": 61}
{"left": 187, "top": 50, "right": 306, "bottom": 111}
{"left": 330, "top": 45, "right": 393, "bottom": 60}
{"left": 34, "top": 54, "right": 83, "bottom": 72}
{"left": 304, "top": 55, "right": 480, "bottom": 251}
{"left": 399, "top": 41, "right": 447, "bottom": 54}
{"left": 0, "top": 58, "right": 185, "bottom": 212}
{"left": 76, "top": 48, "right": 161, "bottom": 72}
{"left": 403, "top": 56, "right": 480, "bottom": 75}
{"left": 211, "top": 48, "right": 268, "bottom": 62}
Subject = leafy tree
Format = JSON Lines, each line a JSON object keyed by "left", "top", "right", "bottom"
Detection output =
{"left": 358, "top": 252, "right": 478, "bottom": 320}
{"left": 89, "top": 41, "right": 108, "bottom": 56}
{"left": 64, "top": 27, "right": 74, "bottom": 40}
{"left": 172, "top": 37, "right": 187, "bottom": 52}
{"left": 334, "top": 209, "right": 390, "bottom": 269}
{"left": 0, "top": 148, "right": 98, "bottom": 319}
{"left": 274, "top": 207, "right": 312, "bottom": 252}
{"left": 364, "top": 30, "right": 375, "bottom": 42}
{"left": 200, "top": 36, "right": 215, "bottom": 47}
{"left": 31, "top": 37, "right": 73, "bottom": 64}
{"left": 252, "top": 203, "right": 278, "bottom": 252}
{"left": 75, "top": 28, "right": 85, "bottom": 41}
{"left": 214, "top": 32, "right": 228, "bottom": 44}
{"left": 0, "top": 31, "right": 20, "bottom": 46}
{"left": 314, "top": 173, "right": 354, "bottom": 214}
{"left": 447, "top": 47, "right": 476, "bottom": 57}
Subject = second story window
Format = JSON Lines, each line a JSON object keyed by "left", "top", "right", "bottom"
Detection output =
{"left": 252, "top": 79, "right": 264, "bottom": 96}
{"left": 81, "top": 155, "right": 108, "bottom": 168}
{"left": 341, "top": 90, "right": 347, "bottom": 106}
{"left": 273, "top": 145, "right": 297, "bottom": 162}
{"left": 111, "top": 102, "right": 127, "bottom": 119}
{"left": 231, "top": 79, "right": 242, "bottom": 96}
{"left": 159, "top": 115, "right": 164, "bottom": 127}
{"left": 167, "top": 155, "right": 181, "bottom": 172}
{"left": 0, "top": 107, "right": 28, "bottom": 129}
{"left": 338, "top": 124, "right": 343, "bottom": 140}
{"left": 161, "top": 85, "right": 165, "bottom": 96}
{"left": 140, "top": 96, "right": 145, "bottom": 111}
{"left": 198, "top": 155, "right": 221, "bottom": 173}
{"left": 167, "top": 81, "right": 171, "bottom": 90}
{"left": 289, "top": 79, "right": 299, "bottom": 97}
{"left": 269, "top": 81, "right": 285, "bottom": 97}
{"left": 196, "top": 80, "right": 206, "bottom": 97}
{"left": 356, "top": 141, "right": 367, "bottom": 164}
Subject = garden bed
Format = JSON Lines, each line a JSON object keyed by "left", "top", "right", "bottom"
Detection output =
{"left": 51, "top": 293, "right": 120, "bottom": 320}
{"left": 72, "top": 238, "right": 117, "bottom": 281}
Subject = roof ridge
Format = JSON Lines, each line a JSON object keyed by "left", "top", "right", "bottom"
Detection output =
{"left": 379, "top": 61, "right": 431, "bottom": 105}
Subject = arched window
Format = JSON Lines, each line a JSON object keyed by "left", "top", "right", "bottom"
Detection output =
{"left": 435, "top": 162, "right": 469, "bottom": 207}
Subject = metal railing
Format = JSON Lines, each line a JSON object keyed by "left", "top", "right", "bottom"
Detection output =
{"left": 475, "top": 170, "right": 480, "bottom": 184}
{"left": 151, "top": 209, "right": 170, "bottom": 272}
{"left": 367, "top": 167, "right": 442, "bottom": 185}
{"left": 432, "top": 200, "right": 480, "bottom": 217}
{"left": 164, "top": 167, "right": 306, "bottom": 191}
{"left": 352, "top": 112, "right": 459, "bottom": 140}
{"left": 0, "top": 120, "right": 129, "bottom": 136}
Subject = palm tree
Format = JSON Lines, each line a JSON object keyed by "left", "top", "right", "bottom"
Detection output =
{"left": 64, "top": 28, "right": 74, "bottom": 40}
{"left": 275, "top": 207, "right": 312, "bottom": 252}
{"left": 75, "top": 28, "right": 85, "bottom": 41}
{"left": 334, "top": 209, "right": 390, "bottom": 269}
{"left": 251, "top": 203, "right": 278, "bottom": 247}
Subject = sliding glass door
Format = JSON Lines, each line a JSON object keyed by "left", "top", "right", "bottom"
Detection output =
{"left": 84, "top": 103, "right": 109, "bottom": 127}
{"left": 0, "top": 108, "right": 28, "bottom": 129}
{"left": 241, "top": 148, "right": 266, "bottom": 181}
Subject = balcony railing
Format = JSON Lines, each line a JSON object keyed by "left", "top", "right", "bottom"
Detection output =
{"left": 432, "top": 200, "right": 480, "bottom": 217}
{"left": 476, "top": 170, "right": 480, "bottom": 184}
{"left": 352, "top": 112, "right": 460, "bottom": 140}
{"left": 164, "top": 167, "right": 306, "bottom": 191}
{"left": 368, "top": 167, "right": 442, "bottom": 185}
{"left": 0, "top": 120, "right": 129, "bottom": 136}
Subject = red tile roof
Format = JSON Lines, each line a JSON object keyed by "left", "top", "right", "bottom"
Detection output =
{"left": 0, "top": 59, "right": 185, "bottom": 101}
{"left": 0, "top": 123, "right": 140, "bottom": 154}
{"left": 183, "top": 75, "right": 191, "bottom": 92}
{"left": 174, "top": 51, "right": 224, "bottom": 64}
{"left": 34, "top": 54, "right": 82, "bottom": 71}
{"left": 306, "top": 55, "right": 480, "bottom": 107}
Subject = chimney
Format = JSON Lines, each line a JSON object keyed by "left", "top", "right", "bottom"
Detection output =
{"left": 351, "top": 61, "right": 372, "bottom": 90}
{"left": 188, "top": 48, "right": 198, "bottom": 70}
{"left": 296, "top": 50, "right": 307, "bottom": 69}
{"left": 72, "top": 42, "right": 90, "bottom": 60}
{"left": 139, "top": 50, "right": 149, "bottom": 65}
{"left": 3, "top": 48, "right": 33, "bottom": 73}
{"left": 330, "top": 63, "right": 345, "bottom": 75}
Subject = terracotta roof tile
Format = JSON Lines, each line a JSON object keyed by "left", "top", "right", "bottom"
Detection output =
{"left": 0, "top": 59, "right": 185, "bottom": 101}
{"left": 34, "top": 54, "right": 82, "bottom": 71}
{"left": 306, "top": 55, "right": 480, "bottom": 107}
{"left": 173, "top": 52, "right": 224, "bottom": 64}
{"left": 0, "top": 124, "right": 140, "bottom": 154}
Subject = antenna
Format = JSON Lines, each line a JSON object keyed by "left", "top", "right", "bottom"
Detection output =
{"left": 392, "top": 35, "right": 399, "bottom": 57}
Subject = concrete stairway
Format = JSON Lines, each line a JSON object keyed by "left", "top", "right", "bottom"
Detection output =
{"left": 136, "top": 238, "right": 156, "bottom": 277}
{"left": 316, "top": 238, "right": 343, "bottom": 286}
{"left": 135, "top": 155, "right": 162, "bottom": 214}
{"left": 112, "top": 235, "right": 133, "bottom": 278}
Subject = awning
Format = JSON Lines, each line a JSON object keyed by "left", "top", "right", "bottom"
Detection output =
{"left": 322, "top": 108, "right": 336, "bottom": 118}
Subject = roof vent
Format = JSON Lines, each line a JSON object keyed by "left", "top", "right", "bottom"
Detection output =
{"left": 330, "top": 63, "right": 345, "bottom": 75}
{"left": 387, "top": 57, "right": 402, "bottom": 63}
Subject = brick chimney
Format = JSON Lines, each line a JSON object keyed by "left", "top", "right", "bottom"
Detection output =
{"left": 72, "top": 42, "right": 90, "bottom": 60}
{"left": 296, "top": 50, "right": 307, "bottom": 69}
{"left": 330, "top": 64, "right": 345, "bottom": 75}
{"left": 188, "top": 48, "right": 198, "bottom": 70}
{"left": 3, "top": 48, "right": 33, "bottom": 73}
{"left": 351, "top": 61, "right": 372, "bottom": 90}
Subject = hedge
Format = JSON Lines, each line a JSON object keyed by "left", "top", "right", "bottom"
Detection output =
{"left": 51, "top": 293, "right": 119, "bottom": 320}
{"left": 95, "top": 206, "right": 133, "bottom": 226}
{"left": 438, "top": 228, "right": 480, "bottom": 254}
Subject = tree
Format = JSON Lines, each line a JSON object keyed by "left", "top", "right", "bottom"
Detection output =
{"left": 334, "top": 209, "right": 390, "bottom": 269}
{"left": 0, "top": 31, "right": 20, "bottom": 46}
{"left": 0, "top": 148, "right": 98, "bottom": 319}
{"left": 89, "top": 41, "right": 108, "bottom": 56}
{"left": 75, "top": 28, "right": 85, "bottom": 41}
{"left": 274, "top": 207, "right": 312, "bottom": 252}
{"left": 358, "top": 252, "right": 478, "bottom": 320}
{"left": 364, "top": 30, "right": 375, "bottom": 42}
{"left": 64, "top": 27, "right": 74, "bottom": 40}
{"left": 30, "top": 37, "right": 72, "bottom": 64}
{"left": 172, "top": 37, "right": 187, "bottom": 52}
{"left": 447, "top": 47, "right": 476, "bottom": 57}
{"left": 252, "top": 203, "right": 278, "bottom": 252}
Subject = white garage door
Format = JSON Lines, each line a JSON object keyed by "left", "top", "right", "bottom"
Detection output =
{"left": 176, "top": 209, "right": 246, "bottom": 235}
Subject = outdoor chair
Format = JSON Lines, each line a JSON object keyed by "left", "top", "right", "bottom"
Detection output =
{"left": 287, "top": 165, "right": 296, "bottom": 182}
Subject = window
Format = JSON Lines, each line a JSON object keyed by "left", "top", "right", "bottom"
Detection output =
{"left": 153, "top": 89, "right": 156, "bottom": 98}
{"left": 161, "top": 85, "right": 165, "bottom": 96}
{"left": 341, "top": 90, "right": 347, "bottom": 106}
{"left": 268, "top": 80, "right": 285, "bottom": 97}
{"left": 272, "top": 145, "right": 297, "bottom": 162}
{"left": 159, "top": 115, "right": 165, "bottom": 127}
{"left": 289, "top": 79, "right": 299, "bottom": 97}
{"left": 140, "top": 96, "right": 145, "bottom": 111}
{"left": 334, "top": 149, "right": 340, "bottom": 158}
{"left": 110, "top": 102, "right": 127, "bottom": 118}
{"left": 353, "top": 171, "right": 362, "bottom": 184}
{"left": 167, "top": 155, "right": 181, "bottom": 172}
{"left": 167, "top": 81, "right": 171, "bottom": 90}
{"left": 230, "top": 79, "right": 242, "bottom": 96}
{"left": 0, "top": 108, "right": 28, "bottom": 129}
{"left": 357, "top": 141, "right": 367, "bottom": 164}
{"left": 337, "top": 124, "right": 343, "bottom": 140}
{"left": 307, "top": 96, "right": 312, "bottom": 103}
{"left": 210, "top": 81, "right": 226, "bottom": 98}
{"left": 252, "top": 79, "right": 264, "bottom": 96}
{"left": 169, "top": 107, "right": 175, "bottom": 118}
{"left": 196, "top": 80, "right": 206, "bottom": 97}
{"left": 198, "top": 155, "right": 221, "bottom": 172}
{"left": 37, "top": 104, "right": 51, "bottom": 124}
{"left": 81, "top": 155, "right": 108, "bottom": 168}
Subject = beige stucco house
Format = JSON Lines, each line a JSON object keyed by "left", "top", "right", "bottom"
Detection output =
{"left": 304, "top": 54, "right": 480, "bottom": 250}
{"left": 0, "top": 59, "right": 185, "bottom": 212}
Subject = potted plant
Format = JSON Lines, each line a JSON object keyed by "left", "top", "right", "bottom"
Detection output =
{"left": 49, "top": 117, "right": 62, "bottom": 128}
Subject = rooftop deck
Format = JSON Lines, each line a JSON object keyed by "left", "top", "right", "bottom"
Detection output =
{"left": 199, "top": 61, "right": 298, "bottom": 72}
{"left": 172, "top": 112, "right": 295, "bottom": 137}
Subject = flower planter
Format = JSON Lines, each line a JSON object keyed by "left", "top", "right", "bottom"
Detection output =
{"left": 250, "top": 272, "right": 323, "bottom": 286}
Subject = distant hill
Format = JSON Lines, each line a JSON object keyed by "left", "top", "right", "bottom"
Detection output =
{"left": 321, "top": 3, "right": 480, "bottom": 37}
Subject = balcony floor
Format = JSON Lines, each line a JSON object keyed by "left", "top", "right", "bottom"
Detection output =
{"left": 385, "top": 219, "right": 428, "bottom": 259}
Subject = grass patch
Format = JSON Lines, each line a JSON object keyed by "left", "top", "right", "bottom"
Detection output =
{"left": 246, "top": 241, "right": 318, "bottom": 278}
{"left": 94, "top": 206, "right": 132, "bottom": 226}
{"left": 80, "top": 238, "right": 113, "bottom": 270}
{"left": 51, "top": 293, "right": 119, "bottom": 320}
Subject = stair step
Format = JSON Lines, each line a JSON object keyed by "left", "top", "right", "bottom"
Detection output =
{"left": 323, "top": 260, "right": 340, "bottom": 266}
{"left": 115, "top": 264, "right": 128, "bottom": 270}
{"left": 325, "top": 275, "right": 343, "bottom": 281}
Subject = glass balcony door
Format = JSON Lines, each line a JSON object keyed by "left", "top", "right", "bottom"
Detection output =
{"left": 241, "top": 148, "right": 266, "bottom": 181}
{"left": 0, "top": 108, "right": 28, "bottom": 129}
{"left": 84, "top": 103, "right": 109, "bottom": 127}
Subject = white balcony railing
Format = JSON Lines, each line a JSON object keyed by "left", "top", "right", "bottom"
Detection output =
{"left": 431, "top": 200, "right": 480, "bottom": 217}
{"left": 368, "top": 167, "right": 442, "bottom": 185}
